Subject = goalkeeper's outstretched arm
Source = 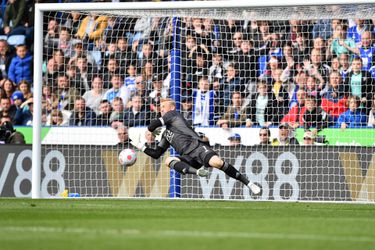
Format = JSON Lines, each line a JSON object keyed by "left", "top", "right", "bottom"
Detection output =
{"left": 131, "top": 137, "right": 169, "bottom": 159}
{"left": 143, "top": 146, "right": 168, "bottom": 159}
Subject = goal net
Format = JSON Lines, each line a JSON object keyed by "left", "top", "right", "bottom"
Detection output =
{"left": 32, "top": 1, "right": 375, "bottom": 202}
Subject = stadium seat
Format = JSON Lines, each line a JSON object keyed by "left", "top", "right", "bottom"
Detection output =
{"left": 7, "top": 35, "right": 26, "bottom": 46}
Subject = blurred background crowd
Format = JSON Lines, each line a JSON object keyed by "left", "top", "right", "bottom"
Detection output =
{"left": 0, "top": 0, "right": 374, "bottom": 144}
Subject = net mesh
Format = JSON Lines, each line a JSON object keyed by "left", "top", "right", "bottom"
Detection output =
{"left": 35, "top": 3, "right": 375, "bottom": 202}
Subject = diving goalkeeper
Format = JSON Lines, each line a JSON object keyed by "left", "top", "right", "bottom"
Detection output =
{"left": 130, "top": 98, "right": 261, "bottom": 195}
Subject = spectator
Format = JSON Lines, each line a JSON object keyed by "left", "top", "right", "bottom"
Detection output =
{"left": 328, "top": 24, "right": 356, "bottom": 60}
{"left": 330, "top": 57, "right": 340, "bottom": 72}
{"left": 302, "top": 130, "right": 316, "bottom": 145}
{"left": 41, "top": 84, "right": 58, "bottom": 114}
{"left": 221, "top": 63, "right": 242, "bottom": 108}
{"left": 216, "top": 91, "right": 249, "bottom": 128}
{"left": 45, "top": 27, "right": 74, "bottom": 58}
{"left": 69, "top": 97, "right": 96, "bottom": 126}
{"left": 1, "top": 78, "right": 16, "bottom": 99}
{"left": 0, "top": 114, "right": 12, "bottom": 125}
{"left": 95, "top": 100, "right": 112, "bottom": 126}
{"left": 270, "top": 68, "right": 289, "bottom": 119}
{"left": 181, "top": 35, "right": 197, "bottom": 81}
{"left": 116, "top": 125, "right": 130, "bottom": 147}
{"left": 347, "top": 19, "right": 370, "bottom": 45}
{"left": 303, "top": 95, "right": 330, "bottom": 132}
{"left": 17, "top": 80, "right": 32, "bottom": 101}
{"left": 227, "top": 133, "right": 242, "bottom": 146}
{"left": 343, "top": 57, "right": 374, "bottom": 113}
{"left": 123, "top": 95, "right": 151, "bottom": 127}
{"left": 312, "top": 20, "right": 334, "bottom": 40}
{"left": 75, "top": 12, "right": 108, "bottom": 50}
{"left": 141, "top": 61, "right": 154, "bottom": 91}
{"left": 235, "top": 40, "right": 258, "bottom": 93}
{"left": 186, "top": 43, "right": 210, "bottom": 90}
{"left": 2, "top": 0, "right": 28, "bottom": 38}
{"left": 135, "top": 42, "right": 160, "bottom": 71}
{"left": 247, "top": 82, "right": 278, "bottom": 127}
{"left": 101, "top": 40, "right": 118, "bottom": 67}
{"left": 124, "top": 64, "right": 136, "bottom": 90}
{"left": 132, "top": 75, "right": 149, "bottom": 100}
{"left": 16, "top": 97, "right": 33, "bottom": 126}
{"left": 321, "top": 71, "right": 348, "bottom": 121}
{"left": 116, "top": 37, "right": 136, "bottom": 68}
{"left": 306, "top": 75, "right": 319, "bottom": 99}
{"left": 46, "top": 109, "right": 66, "bottom": 126}
{"left": 44, "top": 19, "right": 60, "bottom": 43}
{"left": 281, "top": 89, "right": 307, "bottom": 129}
{"left": 82, "top": 75, "right": 106, "bottom": 115}
{"left": 43, "top": 58, "right": 58, "bottom": 88}
{"left": 144, "top": 130, "right": 157, "bottom": 147}
{"left": 0, "top": 39, "right": 13, "bottom": 79}
{"left": 147, "top": 75, "right": 164, "bottom": 116}
{"left": 227, "top": 31, "right": 243, "bottom": 60}
{"left": 55, "top": 74, "right": 80, "bottom": 111}
{"left": 0, "top": 121, "right": 25, "bottom": 144}
{"left": 64, "top": 11, "right": 82, "bottom": 35}
{"left": 102, "top": 57, "right": 122, "bottom": 89}
{"left": 180, "top": 96, "right": 193, "bottom": 126}
{"left": 258, "top": 127, "right": 271, "bottom": 145}
{"left": 367, "top": 93, "right": 375, "bottom": 127}
{"left": 271, "top": 123, "right": 299, "bottom": 145}
{"left": 75, "top": 56, "right": 95, "bottom": 94}
{"left": 8, "top": 44, "right": 33, "bottom": 84}
{"left": 208, "top": 53, "right": 223, "bottom": 83}
{"left": 293, "top": 32, "right": 310, "bottom": 62}
{"left": 52, "top": 49, "right": 68, "bottom": 73}
{"left": 341, "top": 31, "right": 375, "bottom": 71}
{"left": 338, "top": 53, "right": 351, "bottom": 80}
{"left": 287, "top": 71, "right": 308, "bottom": 109}
{"left": 0, "top": 97, "right": 16, "bottom": 122}
{"left": 68, "top": 40, "right": 94, "bottom": 67}
{"left": 337, "top": 95, "right": 367, "bottom": 129}
{"left": 305, "top": 48, "right": 331, "bottom": 90}
{"left": 109, "top": 96, "right": 124, "bottom": 127}
{"left": 192, "top": 77, "right": 215, "bottom": 126}
{"left": 102, "top": 74, "right": 128, "bottom": 105}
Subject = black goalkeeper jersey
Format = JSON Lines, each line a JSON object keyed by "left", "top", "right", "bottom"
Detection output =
{"left": 159, "top": 110, "right": 204, "bottom": 155}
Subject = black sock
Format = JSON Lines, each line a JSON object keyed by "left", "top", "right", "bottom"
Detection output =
{"left": 221, "top": 162, "right": 249, "bottom": 185}
{"left": 169, "top": 160, "right": 197, "bottom": 175}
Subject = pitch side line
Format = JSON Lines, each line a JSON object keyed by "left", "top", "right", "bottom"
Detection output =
{"left": 1, "top": 226, "right": 374, "bottom": 243}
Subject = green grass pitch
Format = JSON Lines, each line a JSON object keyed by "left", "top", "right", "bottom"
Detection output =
{"left": 0, "top": 199, "right": 374, "bottom": 250}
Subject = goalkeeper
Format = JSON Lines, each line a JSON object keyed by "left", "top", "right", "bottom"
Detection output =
{"left": 130, "top": 98, "right": 261, "bottom": 195}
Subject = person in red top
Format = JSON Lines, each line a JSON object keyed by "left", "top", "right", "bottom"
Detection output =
{"left": 321, "top": 71, "right": 348, "bottom": 121}
{"left": 280, "top": 89, "right": 307, "bottom": 129}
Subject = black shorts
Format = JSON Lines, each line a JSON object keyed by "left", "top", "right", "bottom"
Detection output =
{"left": 179, "top": 143, "right": 217, "bottom": 168}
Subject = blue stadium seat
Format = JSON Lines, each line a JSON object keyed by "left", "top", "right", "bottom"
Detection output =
{"left": 7, "top": 35, "right": 26, "bottom": 46}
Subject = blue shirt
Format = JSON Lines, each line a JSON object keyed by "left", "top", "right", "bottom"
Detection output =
{"left": 359, "top": 47, "right": 375, "bottom": 71}
{"left": 336, "top": 109, "right": 367, "bottom": 128}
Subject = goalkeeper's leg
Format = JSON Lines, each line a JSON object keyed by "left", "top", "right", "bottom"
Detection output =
{"left": 207, "top": 154, "right": 261, "bottom": 195}
{"left": 165, "top": 157, "right": 208, "bottom": 177}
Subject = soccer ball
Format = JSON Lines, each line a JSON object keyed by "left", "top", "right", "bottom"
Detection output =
{"left": 118, "top": 148, "right": 137, "bottom": 166}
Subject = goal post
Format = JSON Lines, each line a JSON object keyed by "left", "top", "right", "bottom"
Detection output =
{"left": 32, "top": 0, "right": 375, "bottom": 202}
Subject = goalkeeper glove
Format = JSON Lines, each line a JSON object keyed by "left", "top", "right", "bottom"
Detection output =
{"left": 130, "top": 139, "right": 146, "bottom": 152}
{"left": 151, "top": 127, "right": 162, "bottom": 137}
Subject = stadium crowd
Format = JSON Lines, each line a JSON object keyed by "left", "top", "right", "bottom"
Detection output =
{"left": 0, "top": 0, "right": 375, "bottom": 142}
